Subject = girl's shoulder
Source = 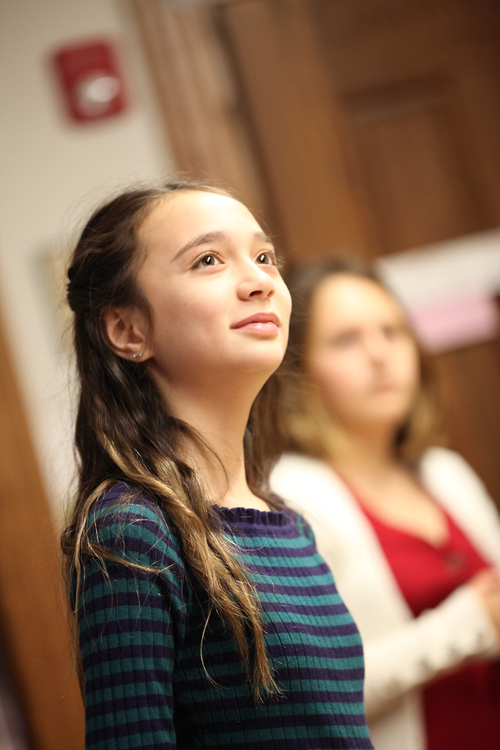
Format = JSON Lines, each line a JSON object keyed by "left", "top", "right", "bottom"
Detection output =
{"left": 293, "top": 510, "right": 316, "bottom": 544}
{"left": 86, "top": 480, "right": 185, "bottom": 571}
{"left": 271, "top": 453, "right": 350, "bottom": 507}
{"left": 419, "top": 448, "right": 500, "bottom": 565}
{"left": 89, "top": 480, "right": 171, "bottom": 528}
{"left": 419, "top": 447, "right": 491, "bottom": 500}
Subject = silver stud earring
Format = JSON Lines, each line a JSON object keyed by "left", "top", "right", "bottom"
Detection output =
{"left": 132, "top": 350, "right": 144, "bottom": 360}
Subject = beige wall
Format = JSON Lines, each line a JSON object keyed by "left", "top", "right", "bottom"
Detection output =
{"left": 0, "top": 0, "right": 173, "bottom": 514}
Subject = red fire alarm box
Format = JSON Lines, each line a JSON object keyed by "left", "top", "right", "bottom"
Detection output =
{"left": 52, "top": 40, "right": 127, "bottom": 123}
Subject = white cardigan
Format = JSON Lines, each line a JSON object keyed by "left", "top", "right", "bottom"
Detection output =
{"left": 271, "top": 448, "right": 500, "bottom": 750}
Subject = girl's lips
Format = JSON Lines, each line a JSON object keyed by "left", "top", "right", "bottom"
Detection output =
{"left": 371, "top": 381, "right": 399, "bottom": 392}
{"left": 231, "top": 312, "right": 280, "bottom": 331}
{"left": 236, "top": 321, "right": 280, "bottom": 334}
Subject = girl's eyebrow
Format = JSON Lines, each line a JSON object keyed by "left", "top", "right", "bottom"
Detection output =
{"left": 172, "top": 230, "right": 274, "bottom": 262}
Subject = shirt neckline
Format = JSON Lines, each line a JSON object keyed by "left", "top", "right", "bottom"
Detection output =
{"left": 213, "top": 504, "right": 291, "bottom": 527}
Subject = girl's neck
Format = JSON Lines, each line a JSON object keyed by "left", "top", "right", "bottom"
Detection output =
{"left": 328, "top": 426, "right": 401, "bottom": 483}
{"left": 164, "top": 380, "right": 268, "bottom": 509}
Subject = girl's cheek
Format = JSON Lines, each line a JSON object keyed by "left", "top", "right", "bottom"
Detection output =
{"left": 320, "top": 366, "right": 360, "bottom": 400}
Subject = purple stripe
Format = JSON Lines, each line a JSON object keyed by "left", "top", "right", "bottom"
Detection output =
{"left": 237, "top": 543, "right": 318, "bottom": 559}
{"left": 257, "top": 582, "right": 338, "bottom": 597}
{"left": 268, "top": 642, "right": 364, "bottom": 659}
{"left": 179, "top": 688, "right": 366, "bottom": 714}
{"left": 261, "top": 602, "right": 348, "bottom": 616}
{"left": 249, "top": 562, "right": 331, "bottom": 577}
{"left": 267, "top": 619, "right": 360, "bottom": 637}
{"left": 198, "top": 712, "right": 369, "bottom": 734}
{"left": 79, "top": 617, "right": 177, "bottom": 645}
{"left": 85, "top": 670, "right": 175, "bottom": 695}
{"left": 195, "top": 737, "right": 373, "bottom": 750}
{"left": 86, "top": 717, "right": 170, "bottom": 744}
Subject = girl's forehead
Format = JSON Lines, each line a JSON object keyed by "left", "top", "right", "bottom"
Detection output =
{"left": 145, "top": 190, "right": 255, "bottom": 227}
{"left": 316, "top": 275, "right": 395, "bottom": 308}
{"left": 139, "top": 190, "right": 260, "bottom": 253}
{"left": 311, "top": 275, "right": 406, "bottom": 326}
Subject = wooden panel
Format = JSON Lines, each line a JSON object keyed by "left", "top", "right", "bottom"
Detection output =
{"left": 455, "top": 68, "right": 500, "bottom": 221}
{"left": 310, "top": 0, "right": 500, "bottom": 250}
{"left": 130, "top": 0, "right": 268, "bottom": 217}
{"left": 217, "top": 0, "right": 368, "bottom": 259}
{"left": 311, "top": 0, "right": 500, "bottom": 92}
{"left": 345, "top": 81, "right": 487, "bottom": 253}
{"left": 0, "top": 316, "right": 83, "bottom": 750}
{"left": 432, "top": 337, "right": 500, "bottom": 506}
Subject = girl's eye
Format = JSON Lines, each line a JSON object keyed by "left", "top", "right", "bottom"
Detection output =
{"left": 382, "top": 324, "right": 403, "bottom": 340}
{"left": 256, "top": 251, "right": 276, "bottom": 266}
{"left": 329, "top": 331, "right": 358, "bottom": 348}
{"left": 194, "top": 253, "right": 222, "bottom": 268}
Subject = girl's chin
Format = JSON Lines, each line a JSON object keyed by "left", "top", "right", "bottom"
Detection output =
{"left": 234, "top": 347, "right": 286, "bottom": 372}
{"left": 361, "top": 414, "right": 408, "bottom": 433}
{"left": 337, "top": 407, "right": 408, "bottom": 432}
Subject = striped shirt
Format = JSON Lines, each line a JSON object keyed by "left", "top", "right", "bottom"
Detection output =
{"left": 78, "top": 483, "right": 373, "bottom": 749}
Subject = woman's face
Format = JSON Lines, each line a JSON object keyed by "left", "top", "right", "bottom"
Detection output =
{"left": 306, "top": 274, "right": 420, "bottom": 434}
{"left": 135, "top": 190, "right": 291, "bottom": 390}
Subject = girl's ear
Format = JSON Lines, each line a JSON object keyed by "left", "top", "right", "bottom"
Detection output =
{"left": 101, "top": 307, "right": 152, "bottom": 362}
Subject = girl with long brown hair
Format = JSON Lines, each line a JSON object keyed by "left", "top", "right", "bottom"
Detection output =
{"left": 63, "top": 183, "right": 373, "bottom": 749}
{"left": 271, "top": 257, "right": 500, "bottom": 750}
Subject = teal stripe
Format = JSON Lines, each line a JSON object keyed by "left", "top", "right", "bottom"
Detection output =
{"left": 177, "top": 678, "right": 366, "bottom": 703}
{"left": 85, "top": 679, "right": 169, "bottom": 708}
{"left": 234, "top": 537, "right": 313, "bottom": 551}
{"left": 251, "top": 571, "right": 335, "bottom": 587}
{"left": 84, "top": 656, "right": 171, "bottom": 680}
{"left": 260, "top": 590, "right": 339, "bottom": 605}
{"left": 177, "top": 661, "right": 364, "bottom": 688}
{"left": 259, "top": 609, "right": 355, "bottom": 627}
{"left": 79, "top": 580, "right": 185, "bottom": 611}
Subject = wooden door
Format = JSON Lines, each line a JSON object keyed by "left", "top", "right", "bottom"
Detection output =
{"left": 0, "top": 313, "right": 84, "bottom": 749}
{"left": 216, "top": 0, "right": 500, "bottom": 256}
{"left": 132, "top": 0, "right": 500, "bottom": 502}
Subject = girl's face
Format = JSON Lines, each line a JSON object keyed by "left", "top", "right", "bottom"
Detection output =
{"left": 135, "top": 190, "right": 291, "bottom": 390}
{"left": 306, "top": 274, "right": 420, "bottom": 435}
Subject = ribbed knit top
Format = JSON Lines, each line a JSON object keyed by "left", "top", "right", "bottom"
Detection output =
{"left": 78, "top": 483, "right": 373, "bottom": 749}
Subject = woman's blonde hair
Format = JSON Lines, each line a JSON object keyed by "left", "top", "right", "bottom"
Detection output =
{"left": 281, "top": 257, "right": 445, "bottom": 464}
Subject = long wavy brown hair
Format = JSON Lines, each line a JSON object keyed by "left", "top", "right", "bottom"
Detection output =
{"left": 281, "top": 256, "right": 445, "bottom": 464}
{"left": 63, "top": 180, "right": 285, "bottom": 699}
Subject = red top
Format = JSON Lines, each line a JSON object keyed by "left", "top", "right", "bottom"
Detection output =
{"left": 356, "top": 490, "right": 500, "bottom": 749}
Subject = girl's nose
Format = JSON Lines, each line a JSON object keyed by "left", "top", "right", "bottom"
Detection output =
{"left": 237, "top": 262, "right": 276, "bottom": 300}
{"left": 365, "top": 331, "right": 390, "bottom": 362}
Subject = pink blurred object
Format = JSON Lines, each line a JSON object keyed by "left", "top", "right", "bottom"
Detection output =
{"left": 409, "top": 294, "right": 500, "bottom": 353}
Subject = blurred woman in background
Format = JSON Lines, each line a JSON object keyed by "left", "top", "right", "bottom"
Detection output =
{"left": 271, "top": 258, "right": 500, "bottom": 750}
